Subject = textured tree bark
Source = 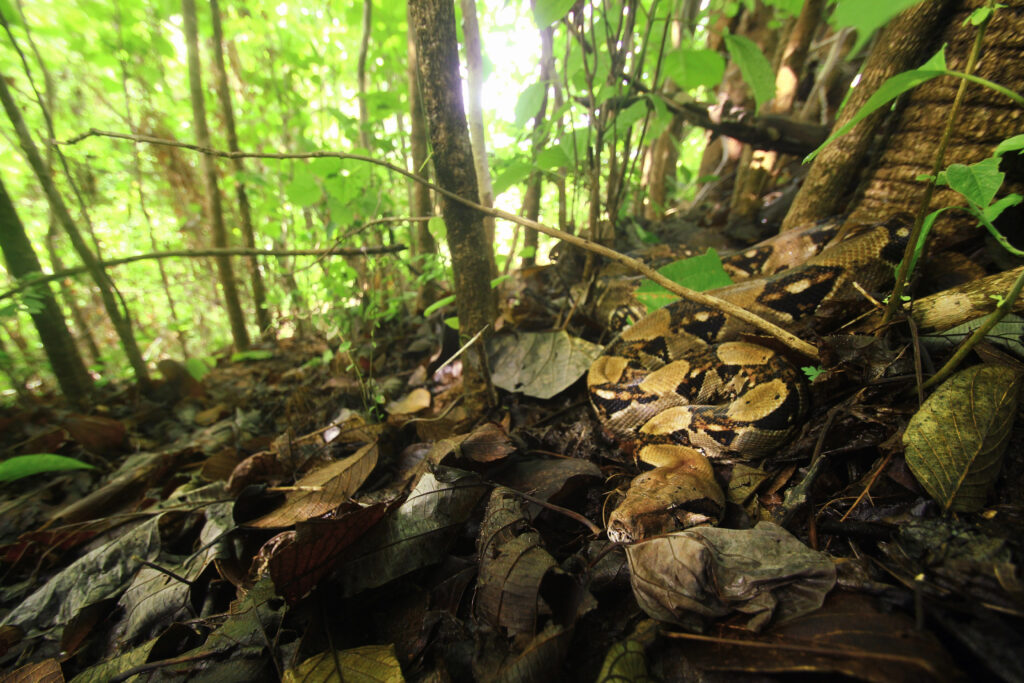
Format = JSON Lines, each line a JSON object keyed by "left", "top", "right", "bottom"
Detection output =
{"left": 0, "top": 175, "right": 91, "bottom": 403}
{"left": 406, "top": 4, "right": 441, "bottom": 309}
{"left": 459, "top": 0, "right": 497, "bottom": 264}
{"left": 782, "top": 0, "right": 957, "bottom": 231}
{"left": 182, "top": 0, "right": 250, "bottom": 351}
{"left": 210, "top": 0, "right": 271, "bottom": 336}
{"left": 410, "top": 0, "right": 498, "bottom": 409}
{"left": 844, "top": 0, "right": 1024, "bottom": 244}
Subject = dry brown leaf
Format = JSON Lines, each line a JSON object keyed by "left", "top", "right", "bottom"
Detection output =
{"left": 247, "top": 443, "right": 378, "bottom": 528}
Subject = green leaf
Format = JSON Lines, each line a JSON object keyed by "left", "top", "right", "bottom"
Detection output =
{"left": 309, "top": 157, "right": 343, "bottom": 178}
{"left": 493, "top": 160, "right": 534, "bottom": 195}
{"left": 904, "top": 365, "right": 1023, "bottom": 512}
{"left": 806, "top": 49, "right": 947, "bottom": 163}
{"left": 723, "top": 34, "right": 775, "bottom": 113}
{"left": 533, "top": 0, "right": 576, "bottom": 28}
{"left": 536, "top": 146, "right": 570, "bottom": 170}
{"left": 285, "top": 166, "right": 322, "bottom": 207}
{"left": 995, "top": 134, "right": 1024, "bottom": 156}
{"left": 663, "top": 48, "right": 726, "bottom": 90}
{"left": 0, "top": 454, "right": 95, "bottom": 483}
{"left": 982, "top": 193, "right": 1022, "bottom": 223}
{"left": 444, "top": 316, "right": 459, "bottom": 330}
{"left": 0, "top": 0, "right": 22, "bottom": 26}
{"left": 231, "top": 350, "right": 274, "bottom": 362}
{"left": 424, "top": 294, "right": 455, "bottom": 317}
{"left": 802, "top": 366, "right": 826, "bottom": 381}
{"left": 615, "top": 100, "right": 649, "bottom": 133}
{"left": 831, "top": 0, "right": 925, "bottom": 58}
{"left": 944, "top": 156, "right": 1004, "bottom": 208}
{"left": 635, "top": 250, "right": 734, "bottom": 312}
{"left": 514, "top": 82, "right": 547, "bottom": 127}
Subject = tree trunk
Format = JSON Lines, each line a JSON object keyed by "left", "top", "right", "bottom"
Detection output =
{"left": 782, "top": 0, "right": 957, "bottom": 231}
{"left": 210, "top": 0, "right": 271, "bottom": 337}
{"left": 459, "top": 0, "right": 498, "bottom": 264}
{"left": 406, "top": 3, "right": 441, "bottom": 309}
{"left": 182, "top": 0, "right": 250, "bottom": 351}
{"left": 843, "top": 0, "right": 1024, "bottom": 243}
{"left": 0, "top": 174, "right": 91, "bottom": 403}
{"left": 0, "top": 72, "right": 152, "bottom": 390}
{"left": 409, "top": 0, "right": 498, "bottom": 410}
{"left": 358, "top": 0, "right": 373, "bottom": 152}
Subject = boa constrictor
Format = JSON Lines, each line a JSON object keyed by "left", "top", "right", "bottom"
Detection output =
{"left": 588, "top": 215, "right": 911, "bottom": 543}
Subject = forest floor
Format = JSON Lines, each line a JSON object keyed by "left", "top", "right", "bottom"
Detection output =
{"left": 0, "top": 227, "right": 1023, "bottom": 682}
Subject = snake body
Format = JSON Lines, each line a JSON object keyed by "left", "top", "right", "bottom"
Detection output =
{"left": 588, "top": 215, "right": 911, "bottom": 542}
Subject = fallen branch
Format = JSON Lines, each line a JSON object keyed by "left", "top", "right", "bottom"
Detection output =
{"left": 60, "top": 129, "right": 820, "bottom": 360}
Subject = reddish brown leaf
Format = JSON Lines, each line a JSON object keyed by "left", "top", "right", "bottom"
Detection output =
{"left": 61, "top": 414, "right": 126, "bottom": 456}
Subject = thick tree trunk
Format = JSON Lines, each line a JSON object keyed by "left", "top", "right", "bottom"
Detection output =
{"left": 782, "top": 0, "right": 957, "bottom": 231}
{"left": 844, "top": 0, "right": 1024, "bottom": 242}
{"left": 210, "top": 0, "right": 271, "bottom": 336}
{"left": 0, "top": 175, "right": 91, "bottom": 403}
{"left": 182, "top": 0, "right": 250, "bottom": 351}
{"left": 409, "top": 0, "right": 498, "bottom": 410}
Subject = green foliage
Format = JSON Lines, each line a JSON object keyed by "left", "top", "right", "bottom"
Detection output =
{"left": 0, "top": 454, "right": 95, "bottom": 483}
{"left": 663, "top": 48, "right": 726, "bottom": 91}
{"left": 831, "top": 0, "right": 926, "bottom": 58}
{"left": 533, "top": 0, "right": 576, "bottom": 28}
{"left": 723, "top": 34, "right": 776, "bottom": 113}
{"left": 231, "top": 350, "right": 274, "bottom": 363}
{"left": 802, "top": 366, "right": 825, "bottom": 381}
{"left": 807, "top": 48, "right": 948, "bottom": 163}
{"left": 636, "top": 250, "right": 734, "bottom": 313}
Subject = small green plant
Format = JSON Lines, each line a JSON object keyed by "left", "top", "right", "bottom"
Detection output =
{"left": 802, "top": 366, "right": 826, "bottom": 382}
{"left": 0, "top": 454, "right": 95, "bottom": 484}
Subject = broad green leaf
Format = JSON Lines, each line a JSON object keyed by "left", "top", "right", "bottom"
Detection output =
{"left": 0, "top": 454, "right": 95, "bottom": 483}
{"left": 636, "top": 250, "right": 733, "bottom": 312}
{"left": 536, "top": 145, "right": 571, "bottom": 170}
{"left": 943, "top": 156, "right": 1004, "bottom": 208}
{"left": 533, "top": 0, "right": 576, "bottom": 28}
{"left": 982, "top": 193, "right": 1022, "bottom": 223}
{"left": 904, "top": 365, "right": 1023, "bottom": 513}
{"left": 806, "top": 49, "right": 947, "bottom": 163}
{"left": 0, "top": 0, "right": 22, "bottom": 26}
{"left": 615, "top": 100, "right": 649, "bottom": 132}
{"left": 309, "top": 157, "right": 343, "bottom": 178}
{"left": 515, "top": 82, "right": 548, "bottom": 127}
{"left": 285, "top": 166, "right": 322, "bottom": 207}
{"left": 493, "top": 160, "right": 534, "bottom": 195}
{"left": 995, "top": 134, "right": 1024, "bottom": 156}
{"left": 723, "top": 34, "right": 775, "bottom": 113}
{"left": 831, "top": 0, "right": 925, "bottom": 58}
{"left": 663, "top": 48, "right": 726, "bottom": 90}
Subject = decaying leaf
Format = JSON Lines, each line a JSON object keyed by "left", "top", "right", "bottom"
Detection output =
{"left": 475, "top": 488, "right": 560, "bottom": 635}
{"left": 248, "top": 443, "right": 379, "bottom": 528}
{"left": 625, "top": 522, "right": 835, "bottom": 631}
{"left": 488, "top": 330, "right": 603, "bottom": 399}
{"left": 385, "top": 387, "right": 432, "bottom": 415}
{"left": 678, "top": 592, "right": 961, "bottom": 682}
{"left": 904, "top": 364, "right": 1023, "bottom": 513}
{"left": 333, "top": 467, "right": 488, "bottom": 596}
{"left": 284, "top": 643, "right": 405, "bottom": 682}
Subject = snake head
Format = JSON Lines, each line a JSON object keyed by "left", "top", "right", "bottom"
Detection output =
{"left": 606, "top": 465, "right": 725, "bottom": 544}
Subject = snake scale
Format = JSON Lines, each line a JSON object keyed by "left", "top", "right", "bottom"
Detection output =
{"left": 588, "top": 215, "right": 911, "bottom": 542}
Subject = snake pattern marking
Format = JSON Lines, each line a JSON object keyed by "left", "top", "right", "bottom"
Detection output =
{"left": 588, "top": 215, "right": 911, "bottom": 543}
